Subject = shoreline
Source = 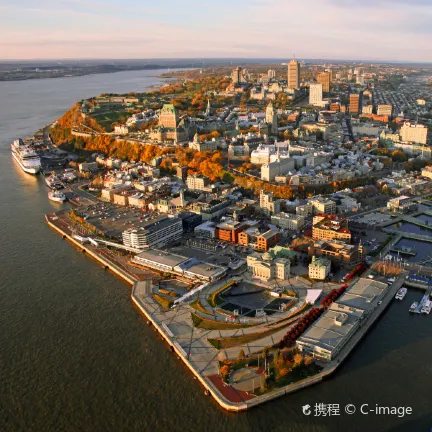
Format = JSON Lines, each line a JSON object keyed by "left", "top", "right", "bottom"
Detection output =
{"left": 0, "top": 66, "right": 193, "bottom": 83}
{"left": 44, "top": 211, "right": 403, "bottom": 411}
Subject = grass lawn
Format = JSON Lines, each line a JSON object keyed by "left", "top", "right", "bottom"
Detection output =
{"left": 207, "top": 317, "right": 300, "bottom": 350}
{"left": 253, "top": 363, "right": 323, "bottom": 396}
{"left": 191, "top": 312, "right": 256, "bottom": 331}
{"left": 153, "top": 293, "right": 173, "bottom": 310}
{"left": 190, "top": 298, "right": 208, "bottom": 314}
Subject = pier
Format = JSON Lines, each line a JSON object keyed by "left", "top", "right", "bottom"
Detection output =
{"left": 46, "top": 210, "right": 408, "bottom": 412}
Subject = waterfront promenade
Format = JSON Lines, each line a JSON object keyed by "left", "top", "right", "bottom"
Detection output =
{"left": 46, "top": 210, "right": 406, "bottom": 412}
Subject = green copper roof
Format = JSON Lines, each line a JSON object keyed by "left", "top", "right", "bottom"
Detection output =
{"left": 161, "top": 104, "right": 176, "bottom": 113}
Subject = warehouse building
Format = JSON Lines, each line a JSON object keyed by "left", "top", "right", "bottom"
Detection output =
{"left": 296, "top": 278, "right": 388, "bottom": 361}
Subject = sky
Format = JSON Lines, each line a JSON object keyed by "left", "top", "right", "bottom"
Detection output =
{"left": 1, "top": 0, "right": 432, "bottom": 62}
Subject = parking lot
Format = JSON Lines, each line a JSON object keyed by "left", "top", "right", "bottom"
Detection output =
{"left": 82, "top": 203, "right": 167, "bottom": 239}
{"left": 352, "top": 212, "right": 395, "bottom": 227}
{"left": 170, "top": 243, "right": 245, "bottom": 268}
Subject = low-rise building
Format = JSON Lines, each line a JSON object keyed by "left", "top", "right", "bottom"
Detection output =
{"left": 387, "top": 196, "right": 418, "bottom": 213}
{"left": 132, "top": 249, "right": 226, "bottom": 281}
{"left": 309, "top": 196, "right": 337, "bottom": 215}
{"left": 296, "top": 278, "right": 388, "bottom": 361}
{"left": 246, "top": 252, "right": 290, "bottom": 281}
{"left": 271, "top": 213, "right": 305, "bottom": 231}
{"left": 122, "top": 217, "right": 183, "bottom": 249}
{"left": 238, "top": 228, "right": 280, "bottom": 251}
{"left": 312, "top": 215, "right": 351, "bottom": 243}
{"left": 186, "top": 175, "right": 210, "bottom": 191}
{"left": 308, "top": 239, "right": 365, "bottom": 270}
{"left": 309, "top": 256, "right": 331, "bottom": 280}
{"left": 260, "top": 190, "right": 280, "bottom": 215}
{"left": 194, "top": 221, "right": 216, "bottom": 238}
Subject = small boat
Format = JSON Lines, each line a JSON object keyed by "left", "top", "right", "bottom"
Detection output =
{"left": 395, "top": 288, "right": 407, "bottom": 300}
{"left": 45, "top": 175, "right": 63, "bottom": 190}
{"left": 48, "top": 190, "right": 67, "bottom": 203}
{"left": 409, "top": 302, "right": 418, "bottom": 313}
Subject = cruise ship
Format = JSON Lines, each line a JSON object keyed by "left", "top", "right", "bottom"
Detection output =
{"left": 48, "top": 190, "right": 67, "bottom": 203}
{"left": 395, "top": 287, "right": 408, "bottom": 300}
{"left": 11, "top": 139, "right": 41, "bottom": 174}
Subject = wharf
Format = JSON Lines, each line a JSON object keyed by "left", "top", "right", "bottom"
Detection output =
{"left": 46, "top": 211, "right": 406, "bottom": 412}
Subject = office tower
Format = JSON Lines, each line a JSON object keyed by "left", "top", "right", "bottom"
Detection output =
{"left": 349, "top": 92, "right": 363, "bottom": 114}
{"left": 287, "top": 59, "right": 300, "bottom": 89}
{"left": 265, "top": 102, "right": 278, "bottom": 135}
{"left": 317, "top": 72, "right": 331, "bottom": 93}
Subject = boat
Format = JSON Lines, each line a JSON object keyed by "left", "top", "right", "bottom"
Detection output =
{"left": 11, "top": 139, "right": 41, "bottom": 174}
{"left": 48, "top": 190, "right": 67, "bottom": 203}
{"left": 409, "top": 302, "right": 418, "bottom": 313}
{"left": 395, "top": 287, "right": 408, "bottom": 300}
{"left": 45, "top": 175, "right": 63, "bottom": 190}
{"left": 421, "top": 301, "right": 432, "bottom": 315}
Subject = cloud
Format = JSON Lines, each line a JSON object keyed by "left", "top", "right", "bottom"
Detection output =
{"left": 0, "top": 0, "right": 432, "bottom": 61}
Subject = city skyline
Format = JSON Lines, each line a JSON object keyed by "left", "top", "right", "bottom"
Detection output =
{"left": 1, "top": 0, "right": 432, "bottom": 61}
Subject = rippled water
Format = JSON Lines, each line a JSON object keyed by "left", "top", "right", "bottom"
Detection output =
{"left": 1, "top": 71, "right": 432, "bottom": 432}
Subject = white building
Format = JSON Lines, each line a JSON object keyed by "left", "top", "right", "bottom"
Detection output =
{"left": 271, "top": 213, "right": 305, "bottom": 231}
{"left": 186, "top": 175, "right": 209, "bottom": 191}
{"left": 309, "top": 83, "right": 323, "bottom": 106}
{"left": 260, "top": 190, "right": 280, "bottom": 215}
{"left": 400, "top": 123, "right": 428, "bottom": 145}
{"left": 309, "top": 196, "right": 336, "bottom": 214}
{"left": 122, "top": 217, "right": 183, "bottom": 249}
{"left": 246, "top": 252, "right": 290, "bottom": 281}
{"left": 309, "top": 256, "right": 331, "bottom": 280}
{"left": 377, "top": 104, "right": 393, "bottom": 117}
{"left": 261, "top": 158, "right": 295, "bottom": 181}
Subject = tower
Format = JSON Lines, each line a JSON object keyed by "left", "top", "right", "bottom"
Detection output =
{"left": 266, "top": 102, "right": 278, "bottom": 135}
{"left": 287, "top": 58, "right": 300, "bottom": 90}
{"left": 205, "top": 99, "right": 211, "bottom": 117}
{"left": 317, "top": 72, "right": 331, "bottom": 93}
{"left": 309, "top": 83, "right": 323, "bottom": 106}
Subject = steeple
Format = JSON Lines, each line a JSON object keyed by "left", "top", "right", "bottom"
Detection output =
{"left": 193, "top": 132, "right": 200, "bottom": 143}
{"left": 205, "top": 99, "right": 211, "bottom": 117}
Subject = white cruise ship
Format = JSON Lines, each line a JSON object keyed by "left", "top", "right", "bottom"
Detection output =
{"left": 11, "top": 139, "right": 41, "bottom": 174}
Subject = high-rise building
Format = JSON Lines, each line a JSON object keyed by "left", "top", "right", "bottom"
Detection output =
{"left": 287, "top": 59, "right": 300, "bottom": 90}
{"left": 349, "top": 92, "right": 363, "bottom": 114}
{"left": 265, "top": 102, "right": 278, "bottom": 135}
{"left": 400, "top": 123, "right": 428, "bottom": 144}
{"left": 159, "top": 104, "right": 178, "bottom": 128}
{"left": 309, "top": 83, "right": 323, "bottom": 106}
{"left": 260, "top": 190, "right": 280, "bottom": 215}
{"left": 268, "top": 69, "right": 276, "bottom": 78}
{"left": 317, "top": 72, "right": 331, "bottom": 93}
{"left": 377, "top": 104, "right": 393, "bottom": 117}
{"left": 231, "top": 66, "right": 244, "bottom": 85}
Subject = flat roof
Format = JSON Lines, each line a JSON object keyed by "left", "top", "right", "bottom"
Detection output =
{"left": 135, "top": 249, "right": 187, "bottom": 267}
{"left": 184, "top": 262, "right": 225, "bottom": 278}
{"left": 297, "top": 309, "right": 360, "bottom": 353}
{"left": 336, "top": 278, "right": 388, "bottom": 312}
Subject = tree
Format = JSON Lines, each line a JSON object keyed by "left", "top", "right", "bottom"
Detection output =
{"left": 238, "top": 349, "right": 246, "bottom": 361}
{"left": 262, "top": 346, "right": 270, "bottom": 359}
{"left": 293, "top": 353, "right": 303, "bottom": 366}
{"left": 220, "top": 365, "right": 230, "bottom": 378}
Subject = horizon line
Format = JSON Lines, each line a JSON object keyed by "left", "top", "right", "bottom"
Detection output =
{"left": 1, "top": 56, "right": 432, "bottom": 65}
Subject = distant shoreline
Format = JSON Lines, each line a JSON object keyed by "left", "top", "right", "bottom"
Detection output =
{"left": 0, "top": 65, "right": 193, "bottom": 83}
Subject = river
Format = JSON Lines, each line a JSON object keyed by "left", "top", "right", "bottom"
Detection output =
{"left": 1, "top": 70, "right": 432, "bottom": 432}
